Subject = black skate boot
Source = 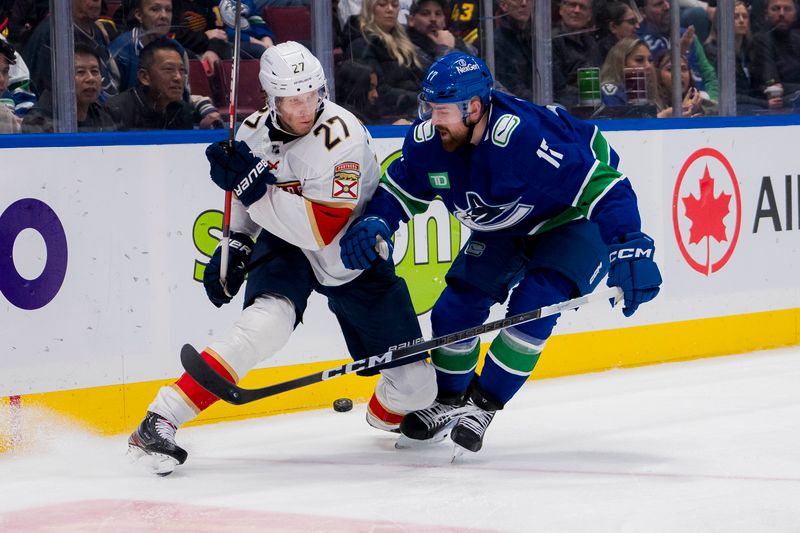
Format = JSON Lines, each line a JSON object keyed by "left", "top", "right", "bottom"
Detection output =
{"left": 396, "top": 391, "right": 471, "bottom": 448}
{"left": 127, "top": 411, "right": 187, "bottom": 476}
{"left": 450, "top": 385, "right": 503, "bottom": 456}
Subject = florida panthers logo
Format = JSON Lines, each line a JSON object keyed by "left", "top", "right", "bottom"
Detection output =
{"left": 454, "top": 191, "right": 533, "bottom": 231}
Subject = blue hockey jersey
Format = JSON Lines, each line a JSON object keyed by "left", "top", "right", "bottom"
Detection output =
{"left": 366, "top": 90, "right": 642, "bottom": 245}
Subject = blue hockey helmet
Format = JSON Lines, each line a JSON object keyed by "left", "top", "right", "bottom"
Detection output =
{"left": 418, "top": 51, "right": 493, "bottom": 121}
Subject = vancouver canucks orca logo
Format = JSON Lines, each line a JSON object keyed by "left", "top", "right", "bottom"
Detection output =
{"left": 454, "top": 191, "right": 533, "bottom": 231}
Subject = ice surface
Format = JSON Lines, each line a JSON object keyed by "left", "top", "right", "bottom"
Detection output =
{"left": 1, "top": 347, "right": 799, "bottom": 532}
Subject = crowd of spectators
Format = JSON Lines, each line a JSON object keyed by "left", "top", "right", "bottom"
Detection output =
{"left": 1, "top": 0, "right": 799, "bottom": 134}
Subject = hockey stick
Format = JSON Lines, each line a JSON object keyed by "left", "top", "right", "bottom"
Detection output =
{"left": 219, "top": 0, "right": 244, "bottom": 296}
{"left": 181, "top": 286, "right": 624, "bottom": 405}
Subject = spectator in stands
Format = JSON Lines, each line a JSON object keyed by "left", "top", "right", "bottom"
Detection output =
{"left": 406, "top": 0, "right": 476, "bottom": 70}
{"left": 0, "top": 34, "right": 36, "bottom": 117}
{"left": 655, "top": 50, "right": 708, "bottom": 116}
{"left": 22, "top": 43, "right": 117, "bottom": 132}
{"left": 553, "top": 0, "right": 604, "bottom": 107}
{"left": 678, "top": 0, "right": 715, "bottom": 43}
{"left": 636, "top": 0, "right": 719, "bottom": 102}
{"left": 24, "top": 0, "right": 121, "bottom": 103}
{"left": 494, "top": 0, "right": 534, "bottom": 101}
{"left": 105, "top": 38, "right": 221, "bottom": 129}
{"left": 110, "top": 1, "right": 222, "bottom": 120}
{"left": 334, "top": 59, "right": 379, "bottom": 124}
{"left": 751, "top": 0, "right": 800, "bottom": 106}
{"left": 255, "top": 0, "right": 307, "bottom": 6}
{"left": 110, "top": 0, "right": 188, "bottom": 91}
{"left": 338, "top": 0, "right": 413, "bottom": 29}
{"left": 0, "top": 0, "right": 49, "bottom": 50}
{"left": 339, "top": 5, "right": 363, "bottom": 53}
{"left": 111, "top": 0, "right": 138, "bottom": 32}
{"left": 345, "top": 0, "right": 424, "bottom": 121}
{"left": 0, "top": 35, "right": 20, "bottom": 133}
{"left": 596, "top": 1, "right": 641, "bottom": 58}
{"left": 176, "top": 0, "right": 230, "bottom": 70}
{"left": 95, "top": 1, "right": 123, "bottom": 43}
{"left": 219, "top": 0, "right": 273, "bottom": 58}
{"left": 599, "top": 37, "right": 659, "bottom": 108}
{"left": 704, "top": 0, "right": 768, "bottom": 113}
{"left": 748, "top": 0, "right": 770, "bottom": 33}
{"left": 448, "top": 1, "right": 482, "bottom": 53}
{"left": 331, "top": 0, "right": 348, "bottom": 56}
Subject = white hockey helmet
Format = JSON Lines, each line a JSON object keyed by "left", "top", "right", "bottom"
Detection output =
{"left": 259, "top": 41, "right": 328, "bottom": 127}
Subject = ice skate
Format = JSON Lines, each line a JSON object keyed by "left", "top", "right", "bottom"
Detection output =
{"left": 127, "top": 411, "right": 187, "bottom": 476}
{"left": 450, "top": 387, "right": 501, "bottom": 456}
{"left": 396, "top": 393, "right": 470, "bottom": 449}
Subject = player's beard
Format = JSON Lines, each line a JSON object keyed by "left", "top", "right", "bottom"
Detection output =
{"left": 437, "top": 125, "right": 469, "bottom": 152}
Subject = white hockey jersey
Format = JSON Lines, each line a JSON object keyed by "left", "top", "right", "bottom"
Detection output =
{"left": 231, "top": 100, "right": 381, "bottom": 286}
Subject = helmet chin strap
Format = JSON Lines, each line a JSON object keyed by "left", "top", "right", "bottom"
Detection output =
{"left": 462, "top": 102, "right": 488, "bottom": 145}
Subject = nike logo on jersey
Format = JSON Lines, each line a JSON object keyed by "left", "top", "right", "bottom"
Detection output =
{"left": 454, "top": 191, "right": 533, "bottom": 231}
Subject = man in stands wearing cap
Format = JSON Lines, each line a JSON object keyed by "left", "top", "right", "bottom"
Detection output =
{"left": 405, "top": 0, "right": 476, "bottom": 70}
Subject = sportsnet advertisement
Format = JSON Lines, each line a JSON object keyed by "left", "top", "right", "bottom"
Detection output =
{"left": 1, "top": 125, "right": 799, "bottom": 403}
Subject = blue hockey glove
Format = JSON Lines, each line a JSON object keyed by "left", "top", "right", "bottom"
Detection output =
{"left": 203, "top": 232, "right": 255, "bottom": 307}
{"left": 607, "top": 231, "right": 662, "bottom": 317}
{"left": 205, "top": 140, "right": 276, "bottom": 206}
{"left": 340, "top": 215, "right": 393, "bottom": 270}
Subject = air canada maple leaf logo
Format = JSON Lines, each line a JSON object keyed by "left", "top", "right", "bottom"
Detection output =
{"left": 683, "top": 166, "right": 731, "bottom": 244}
{"left": 672, "top": 148, "right": 742, "bottom": 276}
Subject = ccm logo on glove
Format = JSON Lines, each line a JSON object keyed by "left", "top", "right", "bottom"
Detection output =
{"left": 606, "top": 231, "right": 662, "bottom": 317}
{"left": 609, "top": 247, "right": 653, "bottom": 262}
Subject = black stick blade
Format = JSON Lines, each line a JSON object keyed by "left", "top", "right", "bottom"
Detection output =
{"left": 180, "top": 344, "right": 246, "bottom": 405}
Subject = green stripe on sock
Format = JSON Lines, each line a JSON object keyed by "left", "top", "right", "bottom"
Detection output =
{"left": 432, "top": 344, "right": 480, "bottom": 373}
{"left": 488, "top": 331, "right": 541, "bottom": 374}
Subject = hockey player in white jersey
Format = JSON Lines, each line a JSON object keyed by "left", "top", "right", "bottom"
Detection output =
{"left": 128, "top": 41, "right": 436, "bottom": 475}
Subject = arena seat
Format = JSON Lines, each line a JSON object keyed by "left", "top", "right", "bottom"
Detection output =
{"left": 263, "top": 6, "right": 312, "bottom": 47}
{"left": 188, "top": 59, "right": 215, "bottom": 100}
{"left": 215, "top": 59, "right": 267, "bottom": 119}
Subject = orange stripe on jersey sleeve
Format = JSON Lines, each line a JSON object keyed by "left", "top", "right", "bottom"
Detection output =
{"left": 306, "top": 201, "right": 354, "bottom": 247}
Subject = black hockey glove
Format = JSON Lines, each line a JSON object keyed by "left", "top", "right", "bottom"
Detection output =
{"left": 203, "top": 232, "right": 255, "bottom": 307}
{"left": 206, "top": 140, "right": 276, "bottom": 206}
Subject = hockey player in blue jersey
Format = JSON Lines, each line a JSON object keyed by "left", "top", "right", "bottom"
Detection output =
{"left": 339, "top": 51, "right": 662, "bottom": 454}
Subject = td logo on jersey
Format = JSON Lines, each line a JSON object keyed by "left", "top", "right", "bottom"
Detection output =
{"left": 672, "top": 148, "right": 742, "bottom": 276}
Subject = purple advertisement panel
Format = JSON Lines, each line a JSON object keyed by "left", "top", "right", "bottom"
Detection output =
{"left": 0, "top": 199, "right": 68, "bottom": 310}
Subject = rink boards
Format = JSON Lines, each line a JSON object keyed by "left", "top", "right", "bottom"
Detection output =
{"left": 2, "top": 117, "right": 799, "bottom": 442}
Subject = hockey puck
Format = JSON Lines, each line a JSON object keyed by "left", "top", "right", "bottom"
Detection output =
{"left": 333, "top": 398, "right": 353, "bottom": 412}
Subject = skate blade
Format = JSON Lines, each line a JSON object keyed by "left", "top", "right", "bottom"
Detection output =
{"left": 395, "top": 430, "right": 449, "bottom": 449}
{"left": 450, "top": 443, "right": 468, "bottom": 463}
{"left": 127, "top": 444, "right": 179, "bottom": 476}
